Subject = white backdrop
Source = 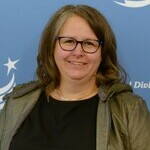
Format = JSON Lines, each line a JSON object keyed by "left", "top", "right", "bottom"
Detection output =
{"left": 0, "top": 0, "right": 150, "bottom": 110}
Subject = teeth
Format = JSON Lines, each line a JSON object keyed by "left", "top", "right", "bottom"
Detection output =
{"left": 69, "top": 61, "right": 85, "bottom": 65}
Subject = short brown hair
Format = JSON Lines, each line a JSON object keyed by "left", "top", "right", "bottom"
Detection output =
{"left": 36, "top": 4, "right": 126, "bottom": 93}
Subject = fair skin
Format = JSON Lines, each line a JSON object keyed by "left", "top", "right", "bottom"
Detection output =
{"left": 53, "top": 15, "right": 102, "bottom": 100}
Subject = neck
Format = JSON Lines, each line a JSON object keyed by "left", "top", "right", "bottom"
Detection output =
{"left": 56, "top": 77, "right": 98, "bottom": 101}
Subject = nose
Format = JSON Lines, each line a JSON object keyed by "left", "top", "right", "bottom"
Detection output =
{"left": 72, "top": 42, "right": 84, "bottom": 56}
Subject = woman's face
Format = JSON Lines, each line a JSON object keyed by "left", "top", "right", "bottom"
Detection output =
{"left": 54, "top": 15, "right": 102, "bottom": 83}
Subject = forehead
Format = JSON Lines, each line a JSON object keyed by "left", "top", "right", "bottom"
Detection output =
{"left": 58, "top": 15, "right": 97, "bottom": 40}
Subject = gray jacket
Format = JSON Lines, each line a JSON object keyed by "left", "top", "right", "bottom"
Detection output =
{"left": 0, "top": 81, "right": 150, "bottom": 150}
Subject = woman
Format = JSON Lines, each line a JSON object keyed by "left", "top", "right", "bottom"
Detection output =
{"left": 0, "top": 4, "right": 150, "bottom": 150}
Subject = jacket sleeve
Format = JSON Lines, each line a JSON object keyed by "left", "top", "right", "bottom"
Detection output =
{"left": 128, "top": 99, "right": 150, "bottom": 150}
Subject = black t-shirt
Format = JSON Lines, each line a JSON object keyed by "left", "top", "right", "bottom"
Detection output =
{"left": 9, "top": 92, "right": 99, "bottom": 150}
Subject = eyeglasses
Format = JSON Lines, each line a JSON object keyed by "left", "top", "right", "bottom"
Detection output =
{"left": 56, "top": 36, "right": 103, "bottom": 54}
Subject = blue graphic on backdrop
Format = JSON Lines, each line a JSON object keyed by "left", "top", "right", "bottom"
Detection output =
{"left": 114, "top": 0, "right": 150, "bottom": 8}
{"left": 0, "top": 58, "right": 19, "bottom": 110}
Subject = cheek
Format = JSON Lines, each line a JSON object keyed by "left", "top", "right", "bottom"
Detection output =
{"left": 54, "top": 44, "right": 63, "bottom": 61}
{"left": 93, "top": 58, "right": 101, "bottom": 72}
{"left": 54, "top": 45, "right": 61, "bottom": 67}
{"left": 54, "top": 44, "right": 67, "bottom": 67}
{"left": 92, "top": 51, "right": 102, "bottom": 68}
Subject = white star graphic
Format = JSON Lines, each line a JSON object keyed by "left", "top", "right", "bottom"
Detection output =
{"left": 4, "top": 58, "right": 19, "bottom": 75}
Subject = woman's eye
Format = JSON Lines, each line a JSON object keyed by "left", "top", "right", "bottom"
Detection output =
{"left": 85, "top": 41, "right": 95, "bottom": 46}
{"left": 84, "top": 40, "right": 99, "bottom": 48}
{"left": 61, "top": 38, "right": 75, "bottom": 44}
{"left": 87, "top": 42, "right": 93, "bottom": 45}
{"left": 65, "top": 40, "right": 75, "bottom": 44}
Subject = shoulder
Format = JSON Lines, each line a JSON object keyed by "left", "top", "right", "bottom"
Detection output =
{"left": 106, "top": 84, "right": 150, "bottom": 149}
{"left": 115, "top": 91, "right": 143, "bottom": 107}
{"left": 101, "top": 83, "right": 149, "bottom": 116}
{"left": 0, "top": 81, "right": 43, "bottom": 139}
{"left": 1, "top": 80, "right": 42, "bottom": 116}
{"left": 109, "top": 87, "right": 149, "bottom": 122}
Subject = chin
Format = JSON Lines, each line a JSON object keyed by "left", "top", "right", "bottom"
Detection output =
{"left": 68, "top": 74, "right": 87, "bottom": 80}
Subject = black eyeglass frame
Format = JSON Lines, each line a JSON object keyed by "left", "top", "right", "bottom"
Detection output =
{"left": 56, "top": 36, "right": 104, "bottom": 54}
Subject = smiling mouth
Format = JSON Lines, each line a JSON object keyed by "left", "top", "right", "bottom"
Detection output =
{"left": 68, "top": 61, "right": 87, "bottom": 65}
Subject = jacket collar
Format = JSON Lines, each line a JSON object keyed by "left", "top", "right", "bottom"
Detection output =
{"left": 3, "top": 80, "right": 41, "bottom": 100}
{"left": 98, "top": 83, "right": 133, "bottom": 102}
